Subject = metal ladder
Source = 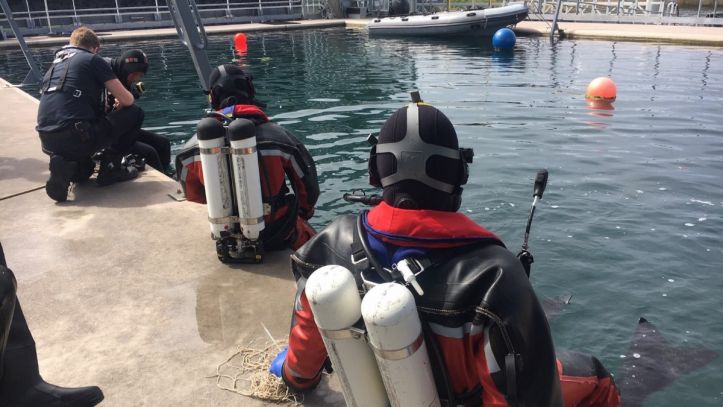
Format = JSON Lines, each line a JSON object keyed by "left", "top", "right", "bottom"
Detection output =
{"left": 167, "top": 0, "right": 213, "bottom": 92}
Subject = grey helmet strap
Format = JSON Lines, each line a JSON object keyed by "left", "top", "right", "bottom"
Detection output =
{"left": 376, "top": 103, "right": 460, "bottom": 194}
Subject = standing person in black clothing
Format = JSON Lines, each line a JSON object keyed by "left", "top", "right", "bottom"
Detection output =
{"left": 107, "top": 49, "right": 173, "bottom": 175}
{"left": 37, "top": 26, "right": 141, "bottom": 202}
{"left": 0, "top": 242, "right": 103, "bottom": 406}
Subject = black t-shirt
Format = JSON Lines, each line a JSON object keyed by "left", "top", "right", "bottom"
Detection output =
{"left": 36, "top": 47, "right": 116, "bottom": 133}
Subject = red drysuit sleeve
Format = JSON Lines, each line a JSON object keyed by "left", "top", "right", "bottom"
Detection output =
{"left": 283, "top": 289, "right": 328, "bottom": 391}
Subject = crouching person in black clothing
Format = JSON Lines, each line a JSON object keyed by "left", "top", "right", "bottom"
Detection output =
{"left": 36, "top": 26, "right": 140, "bottom": 202}
{"left": 107, "top": 49, "right": 172, "bottom": 175}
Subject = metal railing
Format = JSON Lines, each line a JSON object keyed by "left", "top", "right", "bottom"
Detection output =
{"left": 1, "top": 0, "right": 720, "bottom": 37}
{"left": 364, "top": 0, "right": 721, "bottom": 23}
{"left": 529, "top": 0, "right": 723, "bottom": 23}
{"left": 0, "top": 0, "right": 303, "bottom": 37}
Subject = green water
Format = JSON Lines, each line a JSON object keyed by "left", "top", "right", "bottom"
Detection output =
{"left": 2, "top": 27, "right": 722, "bottom": 405}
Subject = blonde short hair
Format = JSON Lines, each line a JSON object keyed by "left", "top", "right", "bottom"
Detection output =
{"left": 69, "top": 26, "right": 100, "bottom": 50}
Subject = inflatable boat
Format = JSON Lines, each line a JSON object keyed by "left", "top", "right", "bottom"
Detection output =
{"left": 368, "top": 3, "right": 528, "bottom": 36}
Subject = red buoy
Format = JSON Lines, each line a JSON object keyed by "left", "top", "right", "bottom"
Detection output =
{"left": 234, "top": 33, "right": 247, "bottom": 54}
{"left": 585, "top": 77, "right": 617, "bottom": 103}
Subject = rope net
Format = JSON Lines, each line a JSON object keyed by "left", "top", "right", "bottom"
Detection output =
{"left": 209, "top": 338, "right": 303, "bottom": 405}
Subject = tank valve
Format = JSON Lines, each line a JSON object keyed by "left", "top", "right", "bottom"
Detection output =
{"left": 396, "top": 258, "right": 425, "bottom": 296}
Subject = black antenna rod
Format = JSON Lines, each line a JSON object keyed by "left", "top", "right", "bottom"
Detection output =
{"left": 518, "top": 169, "right": 549, "bottom": 277}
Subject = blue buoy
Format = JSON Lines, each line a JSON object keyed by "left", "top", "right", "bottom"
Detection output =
{"left": 492, "top": 28, "right": 516, "bottom": 50}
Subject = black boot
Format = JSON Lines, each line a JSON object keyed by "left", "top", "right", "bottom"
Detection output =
{"left": 46, "top": 155, "right": 78, "bottom": 202}
{"left": 0, "top": 245, "right": 103, "bottom": 407}
{"left": 71, "top": 158, "right": 96, "bottom": 184}
{"left": 0, "top": 339, "right": 104, "bottom": 407}
{"left": 96, "top": 151, "right": 138, "bottom": 187}
{"left": 0, "top": 253, "right": 17, "bottom": 380}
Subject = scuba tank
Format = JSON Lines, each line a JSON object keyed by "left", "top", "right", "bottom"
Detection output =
{"left": 304, "top": 265, "right": 388, "bottom": 407}
{"left": 227, "top": 118, "right": 265, "bottom": 241}
{"left": 196, "top": 118, "right": 235, "bottom": 240}
{"left": 195, "top": 117, "right": 265, "bottom": 263}
{"left": 361, "top": 282, "right": 440, "bottom": 407}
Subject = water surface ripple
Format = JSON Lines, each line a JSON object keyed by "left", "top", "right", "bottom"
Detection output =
{"left": 2, "top": 28, "right": 722, "bottom": 405}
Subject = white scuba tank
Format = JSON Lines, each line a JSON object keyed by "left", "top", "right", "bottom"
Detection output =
{"left": 361, "top": 282, "right": 441, "bottom": 407}
{"left": 196, "top": 117, "right": 235, "bottom": 239}
{"left": 305, "top": 265, "right": 389, "bottom": 407}
{"left": 226, "top": 118, "right": 265, "bottom": 240}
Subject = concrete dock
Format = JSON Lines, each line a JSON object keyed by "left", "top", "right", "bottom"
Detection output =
{"left": 344, "top": 19, "right": 723, "bottom": 46}
{"left": 512, "top": 20, "right": 723, "bottom": 45}
{"left": 0, "top": 80, "right": 343, "bottom": 405}
{"left": 1, "top": 15, "right": 721, "bottom": 407}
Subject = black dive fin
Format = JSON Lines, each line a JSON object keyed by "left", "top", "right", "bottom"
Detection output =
{"left": 617, "top": 317, "right": 718, "bottom": 407}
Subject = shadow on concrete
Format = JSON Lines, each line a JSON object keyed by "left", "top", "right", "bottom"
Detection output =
{"left": 0, "top": 156, "right": 48, "bottom": 184}
{"left": 195, "top": 250, "right": 296, "bottom": 345}
{"left": 68, "top": 177, "right": 177, "bottom": 209}
{"left": 222, "top": 249, "right": 293, "bottom": 279}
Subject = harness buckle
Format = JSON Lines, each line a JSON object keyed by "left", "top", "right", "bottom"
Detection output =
{"left": 350, "top": 249, "right": 368, "bottom": 266}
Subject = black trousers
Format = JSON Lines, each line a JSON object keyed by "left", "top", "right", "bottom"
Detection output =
{"left": 0, "top": 268, "right": 15, "bottom": 380}
{"left": 132, "top": 129, "right": 171, "bottom": 172}
{"left": 0, "top": 245, "right": 32, "bottom": 382}
{"left": 0, "top": 245, "right": 48, "bottom": 400}
{"left": 39, "top": 104, "right": 144, "bottom": 160}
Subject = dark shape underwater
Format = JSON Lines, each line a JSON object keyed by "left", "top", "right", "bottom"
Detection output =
{"left": 541, "top": 294, "right": 573, "bottom": 320}
{"left": 616, "top": 317, "right": 718, "bottom": 407}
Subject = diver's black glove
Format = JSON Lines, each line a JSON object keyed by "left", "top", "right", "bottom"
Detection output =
{"left": 131, "top": 82, "right": 145, "bottom": 99}
{"left": 323, "top": 356, "right": 333, "bottom": 374}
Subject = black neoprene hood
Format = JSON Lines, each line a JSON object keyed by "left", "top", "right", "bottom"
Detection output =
{"left": 375, "top": 103, "right": 467, "bottom": 211}
{"left": 119, "top": 49, "right": 148, "bottom": 74}
{"left": 208, "top": 64, "right": 256, "bottom": 109}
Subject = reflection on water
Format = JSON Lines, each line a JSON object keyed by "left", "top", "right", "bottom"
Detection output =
{"left": 3, "top": 29, "right": 723, "bottom": 405}
{"left": 585, "top": 100, "right": 615, "bottom": 129}
{"left": 587, "top": 99, "right": 615, "bottom": 113}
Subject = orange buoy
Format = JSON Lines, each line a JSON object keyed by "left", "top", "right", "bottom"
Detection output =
{"left": 234, "top": 33, "right": 247, "bottom": 53}
{"left": 585, "top": 77, "right": 617, "bottom": 103}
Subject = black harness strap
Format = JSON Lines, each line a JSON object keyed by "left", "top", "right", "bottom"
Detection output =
{"left": 258, "top": 194, "right": 298, "bottom": 251}
{"left": 41, "top": 48, "right": 102, "bottom": 116}
{"left": 41, "top": 62, "right": 55, "bottom": 94}
{"left": 351, "top": 214, "right": 392, "bottom": 283}
{"left": 421, "top": 317, "right": 459, "bottom": 407}
{"left": 440, "top": 384, "right": 482, "bottom": 407}
{"left": 43, "top": 49, "right": 79, "bottom": 94}
{"left": 473, "top": 305, "right": 520, "bottom": 407}
{"left": 56, "top": 55, "right": 74, "bottom": 94}
{"left": 505, "top": 354, "right": 520, "bottom": 407}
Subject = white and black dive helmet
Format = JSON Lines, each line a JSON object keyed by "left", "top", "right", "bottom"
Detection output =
{"left": 208, "top": 64, "right": 259, "bottom": 109}
{"left": 369, "top": 92, "right": 473, "bottom": 212}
